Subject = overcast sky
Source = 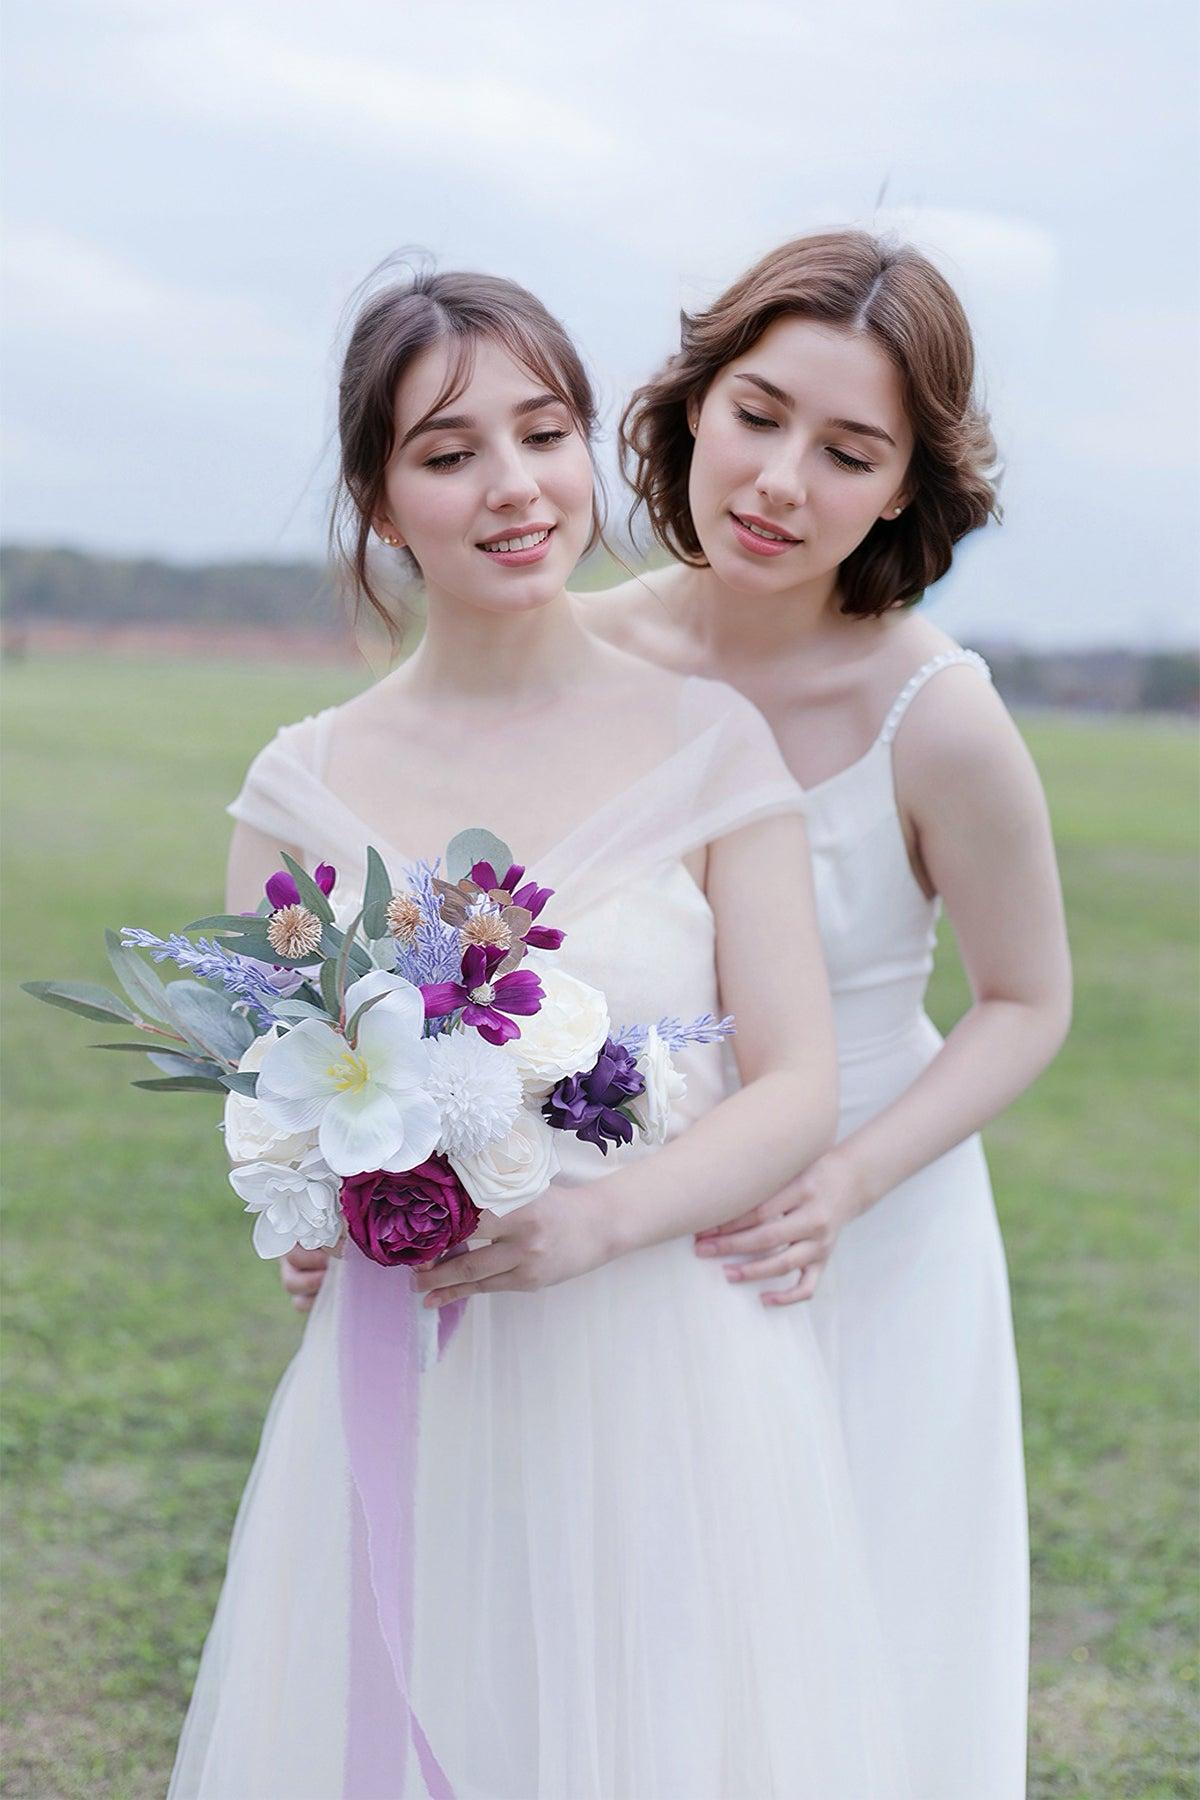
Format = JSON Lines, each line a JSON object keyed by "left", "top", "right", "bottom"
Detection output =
{"left": 3, "top": 0, "right": 1197, "bottom": 646}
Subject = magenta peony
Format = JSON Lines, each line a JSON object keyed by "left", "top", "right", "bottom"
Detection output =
{"left": 339, "top": 1157, "right": 480, "bottom": 1268}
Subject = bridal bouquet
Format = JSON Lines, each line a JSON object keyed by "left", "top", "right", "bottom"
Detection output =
{"left": 26, "top": 830, "right": 732, "bottom": 1271}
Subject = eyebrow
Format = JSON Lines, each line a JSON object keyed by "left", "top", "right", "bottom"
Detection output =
{"left": 735, "top": 372, "right": 897, "bottom": 449}
{"left": 402, "top": 391, "right": 565, "bottom": 449}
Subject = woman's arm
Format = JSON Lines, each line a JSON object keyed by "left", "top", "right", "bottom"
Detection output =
{"left": 696, "top": 669, "right": 1073, "bottom": 1301}
{"left": 413, "top": 809, "right": 839, "bottom": 1305}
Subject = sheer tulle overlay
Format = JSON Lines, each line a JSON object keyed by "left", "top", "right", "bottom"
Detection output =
{"left": 169, "top": 676, "right": 910, "bottom": 1800}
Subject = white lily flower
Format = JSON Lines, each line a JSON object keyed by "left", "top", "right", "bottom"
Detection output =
{"left": 230, "top": 1147, "right": 342, "bottom": 1259}
{"left": 254, "top": 970, "right": 441, "bottom": 1178}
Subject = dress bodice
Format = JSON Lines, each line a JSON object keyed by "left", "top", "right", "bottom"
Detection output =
{"left": 804, "top": 650, "right": 992, "bottom": 1061}
{"left": 226, "top": 674, "right": 805, "bottom": 1165}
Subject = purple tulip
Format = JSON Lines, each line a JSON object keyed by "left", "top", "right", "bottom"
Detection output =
{"left": 265, "top": 862, "right": 337, "bottom": 911}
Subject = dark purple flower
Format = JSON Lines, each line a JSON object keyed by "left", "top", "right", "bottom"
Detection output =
{"left": 542, "top": 1038, "right": 646, "bottom": 1154}
{"left": 421, "top": 943, "right": 544, "bottom": 1046}
{"left": 265, "top": 862, "right": 336, "bottom": 911}
{"left": 339, "top": 1157, "right": 480, "bottom": 1268}
{"left": 470, "top": 861, "right": 565, "bottom": 952}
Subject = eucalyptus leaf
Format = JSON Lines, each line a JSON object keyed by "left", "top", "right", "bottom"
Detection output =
{"left": 147, "top": 1048, "right": 223, "bottom": 1080}
{"left": 133, "top": 1075, "right": 228, "bottom": 1093}
{"left": 91, "top": 1040, "right": 185, "bottom": 1052}
{"left": 22, "top": 980, "right": 138, "bottom": 1027}
{"left": 271, "top": 998, "right": 333, "bottom": 1022}
{"left": 446, "top": 828, "right": 514, "bottom": 885}
{"left": 280, "top": 854, "right": 335, "bottom": 925}
{"left": 167, "top": 980, "right": 256, "bottom": 1067}
{"left": 345, "top": 988, "right": 391, "bottom": 1047}
{"left": 319, "top": 958, "right": 341, "bottom": 1019}
{"left": 363, "top": 846, "right": 394, "bottom": 939}
{"left": 220, "top": 1070, "right": 259, "bottom": 1098}
{"left": 320, "top": 923, "right": 371, "bottom": 981}
{"left": 185, "top": 913, "right": 261, "bottom": 933}
{"left": 333, "top": 907, "right": 365, "bottom": 1016}
{"left": 105, "top": 931, "right": 177, "bottom": 1028}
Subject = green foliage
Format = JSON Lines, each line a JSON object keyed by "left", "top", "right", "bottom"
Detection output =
{"left": 2, "top": 657, "right": 1197, "bottom": 1797}
{"left": 445, "top": 826, "right": 515, "bottom": 885}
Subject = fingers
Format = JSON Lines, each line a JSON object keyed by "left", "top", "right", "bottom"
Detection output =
{"left": 722, "top": 1242, "right": 823, "bottom": 1285}
{"left": 287, "top": 1248, "right": 330, "bottom": 1271}
{"left": 761, "top": 1264, "right": 822, "bottom": 1307}
{"left": 281, "top": 1252, "right": 326, "bottom": 1305}
{"left": 696, "top": 1214, "right": 799, "bottom": 1258}
{"left": 695, "top": 1201, "right": 769, "bottom": 1242}
{"left": 413, "top": 1242, "right": 519, "bottom": 1296}
{"left": 420, "top": 1267, "right": 530, "bottom": 1307}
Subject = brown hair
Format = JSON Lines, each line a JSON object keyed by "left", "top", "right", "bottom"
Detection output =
{"left": 620, "top": 230, "right": 999, "bottom": 616}
{"left": 331, "top": 264, "right": 603, "bottom": 636}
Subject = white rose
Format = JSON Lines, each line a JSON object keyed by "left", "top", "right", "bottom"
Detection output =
{"left": 628, "top": 1027, "right": 687, "bottom": 1147}
{"left": 229, "top": 1146, "right": 343, "bottom": 1259}
{"left": 223, "top": 1029, "right": 318, "bottom": 1164}
{"left": 449, "top": 1109, "right": 560, "bottom": 1218}
{"left": 504, "top": 966, "right": 610, "bottom": 1096}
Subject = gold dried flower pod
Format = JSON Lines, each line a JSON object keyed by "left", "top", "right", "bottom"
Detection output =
{"left": 266, "top": 904, "right": 323, "bottom": 960}
{"left": 385, "top": 894, "right": 422, "bottom": 943}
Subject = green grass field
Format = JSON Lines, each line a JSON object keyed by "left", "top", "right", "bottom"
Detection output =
{"left": 3, "top": 656, "right": 1197, "bottom": 1799}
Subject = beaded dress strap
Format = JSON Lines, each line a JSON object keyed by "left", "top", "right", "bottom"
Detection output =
{"left": 878, "top": 649, "right": 992, "bottom": 748}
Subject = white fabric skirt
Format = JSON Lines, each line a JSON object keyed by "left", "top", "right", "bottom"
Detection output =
{"left": 812, "top": 1015, "right": 1029, "bottom": 1800}
{"left": 171, "top": 1232, "right": 911, "bottom": 1799}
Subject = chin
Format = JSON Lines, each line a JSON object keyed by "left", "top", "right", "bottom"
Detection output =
{"left": 704, "top": 540, "right": 802, "bottom": 593}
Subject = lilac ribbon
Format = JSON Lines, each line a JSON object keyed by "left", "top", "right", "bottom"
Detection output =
{"left": 339, "top": 1243, "right": 458, "bottom": 1799}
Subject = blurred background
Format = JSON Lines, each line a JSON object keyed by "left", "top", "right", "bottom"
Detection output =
{"left": 2, "top": 3, "right": 1197, "bottom": 1795}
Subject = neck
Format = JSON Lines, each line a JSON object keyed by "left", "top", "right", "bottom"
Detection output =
{"left": 684, "top": 562, "right": 857, "bottom": 663}
{"left": 403, "top": 584, "right": 596, "bottom": 706}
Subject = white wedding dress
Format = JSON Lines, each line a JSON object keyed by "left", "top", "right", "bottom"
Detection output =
{"left": 168, "top": 676, "right": 910, "bottom": 1800}
{"left": 805, "top": 650, "right": 1029, "bottom": 1799}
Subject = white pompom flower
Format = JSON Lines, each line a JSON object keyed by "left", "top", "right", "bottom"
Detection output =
{"left": 229, "top": 1146, "right": 343, "bottom": 1259}
{"left": 424, "top": 1027, "right": 523, "bottom": 1158}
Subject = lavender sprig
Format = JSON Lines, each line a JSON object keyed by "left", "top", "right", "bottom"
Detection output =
{"left": 611, "top": 1013, "right": 736, "bottom": 1056}
{"left": 392, "top": 860, "right": 463, "bottom": 988}
{"left": 120, "top": 928, "right": 281, "bottom": 1028}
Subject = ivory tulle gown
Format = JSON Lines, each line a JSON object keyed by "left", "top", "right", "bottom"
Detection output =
{"left": 805, "top": 649, "right": 1030, "bottom": 1800}
{"left": 168, "top": 676, "right": 910, "bottom": 1800}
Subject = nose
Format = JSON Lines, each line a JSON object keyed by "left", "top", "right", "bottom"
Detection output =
{"left": 756, "top": 446, "right": 805, "bottom": 511}
{"left": 486, "top": 442, "right": 541, "bottom": 514}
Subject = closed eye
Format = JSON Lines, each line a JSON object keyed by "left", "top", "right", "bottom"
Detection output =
{"left": 425, "top": 427, "right": 569, "bottom": 472}
{"left": 828, "top": 447, "right": 874, "bottom": 473}
{"left": 734, "top": 405, "right": 776, "bottom": 429}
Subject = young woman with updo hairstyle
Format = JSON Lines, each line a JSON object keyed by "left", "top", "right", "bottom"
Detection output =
{"left": 281, "top": 235, "right": 1071, "bottom": 1797}
{"left": 175, "top": 265, "right": 914, "bottom": 1798}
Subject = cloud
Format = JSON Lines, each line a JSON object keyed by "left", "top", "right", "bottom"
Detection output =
{"left": 3, "top": 224, "right": 309, "bottom": 400}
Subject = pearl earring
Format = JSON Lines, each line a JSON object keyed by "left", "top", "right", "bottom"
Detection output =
{"left": 380, "top": 533, "right": 401, "bottom": 546}
{"left": 891, "top": 507, "right": 903, "bottom": 518}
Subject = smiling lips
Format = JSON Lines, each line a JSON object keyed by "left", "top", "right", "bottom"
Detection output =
{"left": 477, "top": 523, "right": 556, "bottom": 566}
{"left": 730, "top": 512, "right": 802, "bottom": 557}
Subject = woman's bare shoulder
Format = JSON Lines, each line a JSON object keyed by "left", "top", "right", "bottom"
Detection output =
{"left": 571, "top": 563, "right": 694, "bottom": 667}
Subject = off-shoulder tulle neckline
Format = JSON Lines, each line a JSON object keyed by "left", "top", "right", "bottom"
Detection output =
{"left": 298, "top": 683, "right": 720, "bottom": 882}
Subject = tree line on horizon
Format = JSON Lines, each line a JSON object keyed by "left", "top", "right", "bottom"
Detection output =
{"left": 1, "top": 543, "right": 1195, "bottom": 714}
